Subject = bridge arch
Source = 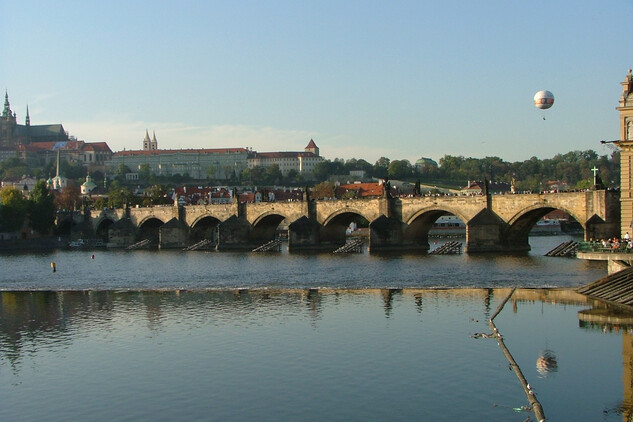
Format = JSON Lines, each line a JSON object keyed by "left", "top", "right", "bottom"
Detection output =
{"left": 190, "top": 215, "right": 222, "bottom": 243}
{"left": 504, "top": 204, "right": 584, "bottom": 250}
{"left": 322, "top": 208, "right": 373, "bottom": 228}
{"left": 321, "top": 209, "right": 370, "bottom": 246}
{"left": 251, "top": 212, "right": 288, "bottom": 243}
{"left": 137, "top": 217, "right": 165, "bottom": 244}
{"left": 403, "top": 207, "right": 469, "bottom": 247}
{"left": 95, "top": 218, "right": 115, "bottom": 241}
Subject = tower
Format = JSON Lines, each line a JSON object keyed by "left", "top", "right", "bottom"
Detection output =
{"left": 143, "top": 130, "right": 158, "bottom": 150}
{"left": 304, "top": 139, "right": 319, "bottom": 156}
{"left": 615, "top": 69, "right": 633, "bottom": 235}
{"left": 1, "top": 91, "right": 17, "bottom": 147}
{"left": 25, "top": 105, "right": 30, "bottom": 126}
{"left": 143, "top": 129, "right": 151, "bottom": 150}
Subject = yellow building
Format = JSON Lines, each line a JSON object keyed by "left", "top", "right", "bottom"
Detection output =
{"left": 616, "top": 70, "right": 633, "bottom": 235}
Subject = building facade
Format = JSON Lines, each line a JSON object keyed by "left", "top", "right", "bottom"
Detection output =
{"left": 616, "top": 69, "right": 633, "bottom": 236}
{"left": 109, "top": 148, "right": 250, "bottom": 180}
{"left": 247, "top": 139, "right": 323, "bottom": 179}
{"left": 107, "top": 135, "right": 323, "bottom": 180}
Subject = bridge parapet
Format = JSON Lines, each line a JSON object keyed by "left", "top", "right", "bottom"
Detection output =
{"left": 316, "top": 198, "right": 383, "bottom": 225}
{"left": 245, "top": 201, "right": 305, "bottom": 226}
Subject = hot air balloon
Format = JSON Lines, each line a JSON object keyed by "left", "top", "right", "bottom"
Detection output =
{"left": 534, "top": 90, "right": 554, "bottom": 119}
{"left": 534, "top": 90, "right": 554, "bottom": 109}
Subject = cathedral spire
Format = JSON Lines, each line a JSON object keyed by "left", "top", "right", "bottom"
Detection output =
{"left": 25, "top": 105, "right": 30, "bottom": 126}
{"left": 2, "top": 90, "right": 12, "bottom": 118}
{"left": 143, "top": 129, "right": 151, "bottom": 150}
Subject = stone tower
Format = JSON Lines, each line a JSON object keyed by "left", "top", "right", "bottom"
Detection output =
{"left": 304, "top": 139, "right": 319, "bottom": 156}
{"left": 143, "top": 129, "right": 158, "bottom": 150}
{"left": 1, "top": 91, "right": 17, "bottom": 147}
{"left": 616, "top": 69, "right": 633, "bottom": 235}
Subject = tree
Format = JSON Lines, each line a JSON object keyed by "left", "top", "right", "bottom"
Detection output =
{"left": 0, "top": 186, "right": 29, "bottom": 231}
{"left": 55, "top": 185, "right": 81, "bottom": 211}
{"left": 388, "top": 160, "right": 413, "bottom": 180}
{"left": 264, "top": 164, "right": 282, "bottom": 185}
{"left": 145, "top": 184, "right": 169, "bottom": 205}
{"left": 373, "top": 157, "right": 390, "bottom": 179}
{"left": 115, "top": 163, "right": 132, "bottom": 176}
{"left": 311, "top": 181, "right": 336, "bottom": 199}
{"left": 107, "top": 185, "right": 134, "bottom": 209}
{"left": 138, "top": 163, "right": 151, "bottom": 180}
{"left": 312, "top": 161, "right": 332, "bottom": 181}
{"left": 28, "top": 181, "right": 56, "bottom": 235}
{"left": 207, "top": 164, "right": 216, "bottom": 180}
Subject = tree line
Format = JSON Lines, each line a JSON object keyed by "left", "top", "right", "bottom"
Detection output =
{"left": 311, "top": 150, "right": 620, "bottom": 191}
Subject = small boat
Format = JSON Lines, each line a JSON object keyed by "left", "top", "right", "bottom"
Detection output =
{"left": 68, "top": 239, "right": 86, "bottom": 248}
{"left": 429, "top": 216, "right": 466, "bottom": 237}
{"left": 531, "top": 219, "right": 562, "bottom": 235}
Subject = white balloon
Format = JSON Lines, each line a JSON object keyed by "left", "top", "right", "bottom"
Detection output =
{"left": 534, "top": 90, "right": 555, "bottom": 110}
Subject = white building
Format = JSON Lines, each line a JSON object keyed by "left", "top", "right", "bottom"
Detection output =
{"left": 247, "top": 139, "right": 323, "bottom": 179}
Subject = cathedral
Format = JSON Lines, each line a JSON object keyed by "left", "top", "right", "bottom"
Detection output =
{"left": 0, "top": 91, "right": 69, "bottom": 149}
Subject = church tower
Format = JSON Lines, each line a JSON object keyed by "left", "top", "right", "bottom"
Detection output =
{"left": 151, "top": 131, "right": 158, "bottom": 150}
{"left": 143, "top": 129, "right": 151, "bottom": 150}
{"left": 616, "top": 70, "right": 633, "bottom": 235}
{"left": 1, "top": 91, "right": 17, "bottom": 147}
{"left": 25, "top": 105, "right": 30, "bottom": 126}
{"left": 143, "top": 129, "right": 158, "bottom": 150}
{"left": 304, "top": 139, "right": 319, "bottom": 156}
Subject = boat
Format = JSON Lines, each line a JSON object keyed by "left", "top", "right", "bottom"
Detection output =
{"left": 530, "top": 219, "right": 562, "bottom": 235}
{"left": 428, "top": 216, "right": 466, "bottom": 237}
{"left": 68, "top": 239, "right": 86, "bottom": 248}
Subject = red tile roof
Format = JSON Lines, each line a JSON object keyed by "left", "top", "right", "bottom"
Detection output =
{"left": 338, "top": 182, "right": 384, "bottom": 197}
{"left": 114, "top": 148, "right": 248, "bottom": 157}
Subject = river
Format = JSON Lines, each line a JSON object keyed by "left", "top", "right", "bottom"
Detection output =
{"left": 0, "top": 235, "right": 630, "bottom": 421}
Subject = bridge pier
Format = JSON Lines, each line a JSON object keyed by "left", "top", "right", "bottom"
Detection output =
{"left": 159, "top": 218, "right": 189, "bottom": 249}
{"left": 217, "top": 215, "right": 258, "bottom": 250}
{"left": 287, "top": 217, "right": 324, "bottom": 251}
{"left": 465, "top": 209, "right": 512, "bottom": 253}
{"left": 368, "top": 215, "right": 407, "bottom": 251}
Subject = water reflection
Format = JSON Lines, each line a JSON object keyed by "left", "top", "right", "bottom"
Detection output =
{"left": 2, "top": 288, "right": 632, "bottom": 421}
{"left": 578, "top": 308, "right": 633, "bottom": 421}
{"left": 536, "top": 349, "right": 558, "bottom": 376}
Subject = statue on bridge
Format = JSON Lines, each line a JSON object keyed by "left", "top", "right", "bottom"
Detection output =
{"left": 382, "top": 179, "right": 391, "bottom": 198}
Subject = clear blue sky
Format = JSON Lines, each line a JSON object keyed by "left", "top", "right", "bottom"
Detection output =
{"left": 1, "top": 1, "right": 631, "bottom": 164}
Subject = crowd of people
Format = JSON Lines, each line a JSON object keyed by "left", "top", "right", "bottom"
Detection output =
{"left": 588, "top": 233, "right": 633, "bottom": 251}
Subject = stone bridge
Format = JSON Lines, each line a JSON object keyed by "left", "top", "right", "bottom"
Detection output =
{"left": 82, "top": 189, "right": 619, "bottom": 253}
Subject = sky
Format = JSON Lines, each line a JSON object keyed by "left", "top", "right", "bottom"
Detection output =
{"left": 1, "top": 1, "right": 632, "bottom": 165}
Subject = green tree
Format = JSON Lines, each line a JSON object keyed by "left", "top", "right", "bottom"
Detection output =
{"left": 0, "top": 186, "right": 29, "bottom": 231}
{"left": 373, "top": 157, "right": 390, "bottom": 179}
{"left": 387, "top": 160, "right": 413, "bottom": 180}
{"left": 145, "top": 184, "right": 169, "bottom": 205}
{"left": 28, "top": 181, "right": 56, "bottom": 235}
{"left": 138, "top": 163, "right": 151, "bottom": 180}
{"left": 107, "top": 185, "right": 134, "bottom": 208}
{"left": 264, "top": 164, "right": 283, "bottom": 185}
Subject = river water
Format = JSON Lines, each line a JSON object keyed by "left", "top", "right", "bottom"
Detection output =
{"left": 1, "top": 235, "right": 631, "bottom": 421}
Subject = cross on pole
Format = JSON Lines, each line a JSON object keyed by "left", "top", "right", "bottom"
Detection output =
{"left": 591, "top": 166, "right": 599, "bottom": 185}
